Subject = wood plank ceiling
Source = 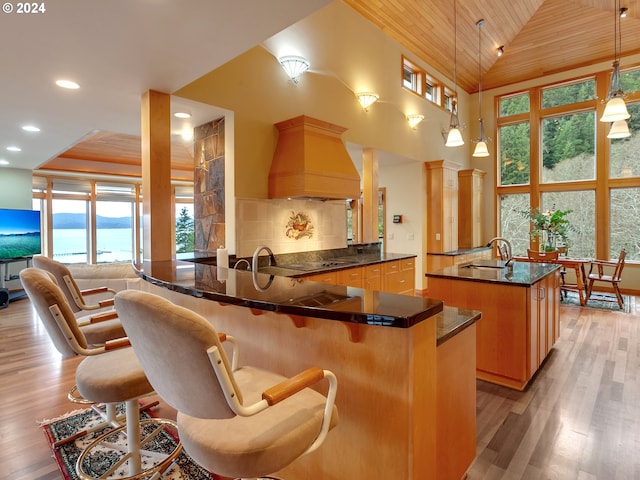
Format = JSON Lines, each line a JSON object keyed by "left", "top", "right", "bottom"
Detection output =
{"left": 39, "top": 0, "right": 640, "bottom": 178}
{"left": 344, "top": 0, "right": 640, "bottom": 93}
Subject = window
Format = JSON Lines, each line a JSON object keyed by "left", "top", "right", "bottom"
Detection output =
{"left": 610, "top": 188, "right": 640, "bottom": 259}
{"left": 52, "top": 198, "right": 89, "bottom": 264}
{"left": 541, "top": 111, "right": 595, "bottom": 183}
{"left": 402, "top": 57, "right": 422, "bottom": 95}
{"left": 401, "top": 55, "right": 450, "bottom": 110}
{"left": 499, "top": 193, "right": 531, "bottom": 256}
{"left": 34, "top": 174, "right": 193, "bottom": 264}
{"left": 541, "top": 191, "right": 595, "bottom": 258}
{"left": 541, "top": 79, "right": 595, "bottom": 108}
{"left": 610, "top": 102, "right": 640, "bottom": 178}
{"left": 499, "top": 123, "right": 530, "bottom": 186}
{"left": 496, "top": 67, "right": 640, "bottom": 261}
{"left": 425, "top": 77, "right": 440, "bottom": 104}
{"left": 443, "top": 88, "right": 454, "bottom": 112}
{"left": 499, "top": 92, "right": 529, "bottom": 117}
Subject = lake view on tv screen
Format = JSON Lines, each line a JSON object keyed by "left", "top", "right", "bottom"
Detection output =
{"left": 0, "top": 208, "right": 42, "bottom": 259}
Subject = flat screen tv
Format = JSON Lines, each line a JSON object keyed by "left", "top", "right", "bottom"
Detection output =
{"left": 0, "top": 208, "right": 42, "bottom": 260}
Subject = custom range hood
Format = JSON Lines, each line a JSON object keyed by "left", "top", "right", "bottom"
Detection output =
{"left": 269, "top": 115, "right": 360, "bottom": 200}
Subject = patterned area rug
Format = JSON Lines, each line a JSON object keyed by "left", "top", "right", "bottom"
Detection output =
{"left": 40, "top": 404, "right": 219, "bottom": 480}
{"left": 561, "top": 290, "right": 631, "bottom": 313}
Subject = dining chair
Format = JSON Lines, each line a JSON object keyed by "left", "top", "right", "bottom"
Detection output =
{"left": 115, "top": 289, "right": 339, "bottom": 480}
{"left": 585, "top": 249, "right": 626, "bottom": 309}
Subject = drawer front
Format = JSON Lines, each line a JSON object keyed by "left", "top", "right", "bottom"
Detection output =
{"left": 385, "top": 269, "right": 415, "bottom": 294}
{"left": 383, "top": 260, "right": 401, "bottom": 274}
{"left": 338, "top": 267, "right": 363, "bottom": 288}
{"left": 364, "top": 264, "right": 382, "bottom": 278}
{"left": 400, "top": 257, "right": 415, "bottom": 271}
{"left": 303, "top": 272, "right": 338, "bottom": 284}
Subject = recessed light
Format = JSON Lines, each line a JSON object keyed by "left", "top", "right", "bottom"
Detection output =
{"left": 22, "top": 125, "right": 40, "bottom": 132}
{"left": 0, "top": 160, "right": 9, "bottom": 166}
{"left": 174, "top": 112, "right": 191, "bottom": 119}
{"left": 6, "top": 146, "right": 21, "bottom": 152}
{"left": 56, "top": 79, "right": 80, "bottom": 89}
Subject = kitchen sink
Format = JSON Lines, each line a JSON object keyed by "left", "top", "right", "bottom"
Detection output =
{"left": 461, "top": 259, "right": 509, "bottom": 269}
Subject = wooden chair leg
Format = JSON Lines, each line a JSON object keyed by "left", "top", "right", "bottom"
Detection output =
{"left": 614, "top": 284, "right": 624, "bottom": 309}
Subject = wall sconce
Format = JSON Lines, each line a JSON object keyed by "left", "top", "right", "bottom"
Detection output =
{"left": 357, "top": 92, "right": 379, "bottom": 111}
{"left": 278, "top": 55, "right": 310, "bottom": 83}
{"left": 406, "top": 114, "right": 424, "bottom": 129}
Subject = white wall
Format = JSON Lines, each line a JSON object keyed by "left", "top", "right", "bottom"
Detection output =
{"left": 380, "top": 161, "right": 427, "bottom": 290}
{"left": 0, "top": 168, "right": 34, "bottom": 292}
{"left": 0, "top": 168, "right": 33, "bottom": 209}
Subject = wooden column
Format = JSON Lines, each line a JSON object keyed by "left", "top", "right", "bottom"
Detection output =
{"left": 141, "top": 90, "right": 172, "bottom": 262}
{"left": 362, "top": 148, "right": 379, "bottom": 243}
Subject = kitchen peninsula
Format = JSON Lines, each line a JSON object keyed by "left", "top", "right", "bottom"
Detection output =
{"left": 132, "top": 259, "right": 480, "bottom": 480}
{"left": 426, "top": 259, "right": 561, "bottom": 391}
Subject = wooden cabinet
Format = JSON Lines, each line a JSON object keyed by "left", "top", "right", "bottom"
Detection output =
{"left": 383, "top": 259, "right": 415, "bottom": 295}
{"left": 425, "top": 160, "right": 461, "bottom": 254}
{"left": 458, "top": 168, "right": 485, "bottom": 249}
{"left": 302, "top": 258, "right": 416, "bottom": 295}
{"left": 337, "top": 266, "right": 363, "bottom": 288}
{"left": 303, "top": 271, "right": 338, "bottom": 285}
{"left": 427, "top": 270, "right": 560, "bottom": 391}
{"left": 363, "top": 264, "right": 382, "bottom": 291}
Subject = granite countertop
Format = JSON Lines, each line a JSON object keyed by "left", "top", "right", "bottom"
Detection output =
{"left": 134, "top": 260, "right": 443, "bottom": 329}
{"left": 436, "top": 307, "right": 481, "bottom": 346}
{"left": 426, "top": 246, "right": 491, "bottom": 256}
{"left": 425, "top": 259, "right": 561, "bottom": 287}
{"left": 192, "top": 244, "right": 416, "bottom": 278}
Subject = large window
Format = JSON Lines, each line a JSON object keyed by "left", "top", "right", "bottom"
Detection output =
{"left": 33, "top": 174, "right": 193, "bottom": 264}
{"left": 499, "top": 122, "right": 530, "bottom": 186}
{"left": 541, "top": 111, "right": 595, "bottom": 183}
{"left": 496, "top": 69, "right": 640, "bottom": 260}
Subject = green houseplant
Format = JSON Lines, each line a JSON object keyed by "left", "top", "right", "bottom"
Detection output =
{"left": 521, "top": 207, "right": 576, "bottom": 252}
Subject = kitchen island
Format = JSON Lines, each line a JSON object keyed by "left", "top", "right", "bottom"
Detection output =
{"left": 131, "top": 259, "right": 479, "bottom": 480}
{"left": 426, "top": 259, "right": 561, "bottom": 391}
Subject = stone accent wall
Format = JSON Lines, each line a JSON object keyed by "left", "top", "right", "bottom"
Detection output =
{"left": 194, "top": 117, "right": 225, "bottom": 254}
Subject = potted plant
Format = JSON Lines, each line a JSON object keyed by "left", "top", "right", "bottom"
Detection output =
{"left": 521, "top": 207, "right": 576, "bottom": 253}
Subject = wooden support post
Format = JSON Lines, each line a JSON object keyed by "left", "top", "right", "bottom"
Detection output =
{"left": 141, "top": 90, "right": 173, "bottom": 262}
{"left": 362, "top": 148, "right": 379, "bottom": 243}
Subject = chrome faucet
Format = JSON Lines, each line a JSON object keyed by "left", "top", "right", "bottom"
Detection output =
{"left": 252, "top": 245, "right": 276, "bottom": 273}
{"left": 486, "top": 237, "right": 513, "bottom": 266}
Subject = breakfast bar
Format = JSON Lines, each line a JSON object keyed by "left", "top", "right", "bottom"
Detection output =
{"left": 132, "top": 259, "right": 480, "bottom": 480}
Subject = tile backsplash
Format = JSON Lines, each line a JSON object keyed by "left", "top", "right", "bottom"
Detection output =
{"left": 236, "top": 198, "right": 348, "bottom": 257}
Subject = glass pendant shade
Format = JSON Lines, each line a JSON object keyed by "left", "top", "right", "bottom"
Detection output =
{"left": 607, "top": 119, "right": 631, "bottom": 139}
{"left": 601, "top": 95, "right": 630, "bottom": 122}
{"left": 473, "top": 140, "right": 489, "bottom": 157}
{"left": 446, "top": 127, "right": 464, "bottom": 147}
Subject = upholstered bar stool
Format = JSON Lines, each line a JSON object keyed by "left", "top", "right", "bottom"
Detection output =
{"left": 115, "top": 289, "right": 339, "bottom": 480}
{"left": 19, "top": 268, "right": 181, "bottom": 480}
{"left": 32, "top": 255, "right": 126, "bottom": 344}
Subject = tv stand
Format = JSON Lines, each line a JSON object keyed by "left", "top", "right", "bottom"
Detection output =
{"left": 0, "top": 257, "right": 32, "bottom": 309}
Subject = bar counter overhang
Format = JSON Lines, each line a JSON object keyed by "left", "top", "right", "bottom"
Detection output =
{"left": 130, "top": 259, "right": 480, "bottom": 480}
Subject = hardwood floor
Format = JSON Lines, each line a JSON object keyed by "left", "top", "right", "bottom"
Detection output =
{"left": 1, "top": 294, "right": 639, "bottom": 479}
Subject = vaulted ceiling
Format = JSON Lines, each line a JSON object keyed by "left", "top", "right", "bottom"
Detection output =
{"left": 345, "top": 0, "right": 640, "bottom": 93}
{"left": 9, "top": 0, "right": 640, "bottom": 177}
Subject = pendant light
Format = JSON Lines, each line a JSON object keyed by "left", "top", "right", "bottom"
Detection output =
{"left": 445, "top": 0, "right": 463, "bottom": 147}
{"left": 473, "top": 19, "right": 490, "bottom": 157}
{"left": 600, "top": 0, "right": 630, "bottom": 123}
